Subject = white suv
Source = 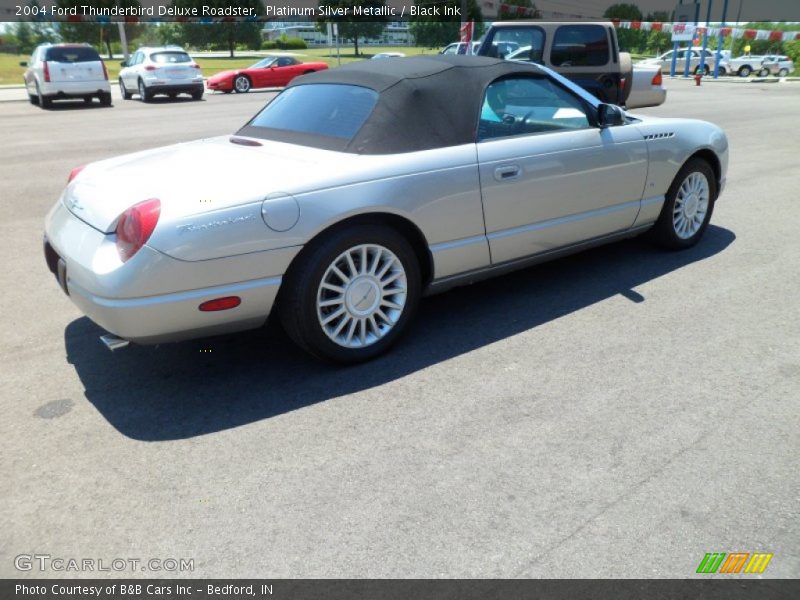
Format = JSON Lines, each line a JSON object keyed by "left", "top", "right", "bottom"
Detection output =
{"left": 22, "top": 43, "right": 111, "bottom": 109}
{"left": 118, "top": 47, "right": 203, "bottom": 102}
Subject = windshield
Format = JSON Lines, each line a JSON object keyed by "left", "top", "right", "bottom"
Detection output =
{"left": 45, "top": 47, "right": 101, "bottom": 63}
{"left": 242, "top": 84, "right": 378, "bottom": 141}
{"left": 251, "top": 58, "right": 278, "bottom": 69}
{"left": 151, "top": 52, "right": 191, "bottom": 64}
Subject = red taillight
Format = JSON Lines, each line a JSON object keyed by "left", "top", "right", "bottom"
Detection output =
{"left": 190, "top": 63, "right": 200, "bottom": 69}
{"left": 43, "top": 60, "right": 50, "bottom": 82}
{"left": 652, "top": 71, "right": 663, "bottom": 86}
{"left": 144, "top": 65, "right": 157, "bottom": 71}
{"left": 115, "top": 198, "right": 161, "bottom": 262}
{"left": 67, "top": 165, "right": 85, "bottom": 184}
{"left": 101, "top": 61, "right": 109, "bottom": 81}
{"left": 198, "top": 297, "right": 241, "bottom": 312}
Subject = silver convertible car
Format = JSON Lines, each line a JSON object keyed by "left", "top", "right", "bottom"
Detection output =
{"left": 44, "top": 56, "right": 728, "bottom": 363}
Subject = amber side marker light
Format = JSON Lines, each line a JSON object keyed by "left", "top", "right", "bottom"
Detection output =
{"left": 199, "top": 296, "right": 242, "bottom": 311}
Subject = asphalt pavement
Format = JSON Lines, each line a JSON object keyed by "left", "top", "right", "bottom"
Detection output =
{"left": 1, "top": 78, "right": 798, "bottom": 578}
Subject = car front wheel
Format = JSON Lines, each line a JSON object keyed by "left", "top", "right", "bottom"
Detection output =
{"left": 119, "top": 79, "right": 133, "bottom": 100}
{"left": 650, "top": 158, "right": 716, "bottom": 250}
{"left": 138, "top": 79, "right": 151, "bottom": 102}
{"left": 738, "top": 65, "right": 752, "bottom": 77}
{"left": 233, "top": 75, "right": 251, "bottom": 93}
{"left": 279, "top": 224, "right": 421, "bottom": 363}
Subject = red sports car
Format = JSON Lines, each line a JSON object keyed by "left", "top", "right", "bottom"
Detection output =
{"left": 207, "top": 56, "right": 329, "bottom": 93}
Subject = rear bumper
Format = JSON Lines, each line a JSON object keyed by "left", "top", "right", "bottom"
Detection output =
{"left": 40, "top": 80, "right": 111, "bottom": 97}
{"left": 44, "top": 201, "right": 298, "bottom": 345}
{"left": 144, "top": 81, "right": 204, "bottom": 95}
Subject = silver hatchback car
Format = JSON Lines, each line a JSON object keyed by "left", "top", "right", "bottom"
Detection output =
{"left": 45, "top": 56, "right": 728, "bottom": 363}
{"left": 118, "top": 46, "right": 204, "bottom": 101}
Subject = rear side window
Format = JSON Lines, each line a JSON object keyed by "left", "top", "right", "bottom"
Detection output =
{"left": 551, "top": 25, "right": 610, "bottom": 67}
{"left": 45, "top": 47, "right": 101, "bottom": 63}
{"left": 248, "top": 84, "right": 378, "bottom": 140}
{"left": 482, "top": 26, "right": 545, "bottom": 62}
{"left": 151, "top": 52, "right": 191, "bottom": 64}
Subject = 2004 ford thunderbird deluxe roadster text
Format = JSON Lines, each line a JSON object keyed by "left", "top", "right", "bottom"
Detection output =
{"left": 44, "top": 56, "right": 728, "bottom": 363}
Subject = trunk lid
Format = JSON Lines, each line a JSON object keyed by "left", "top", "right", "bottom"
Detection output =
{"left": 45, "top": 46, "right": 105, "bottom": 82}
{"left": 63, "top": 136, "right": 338, "bottom": 233}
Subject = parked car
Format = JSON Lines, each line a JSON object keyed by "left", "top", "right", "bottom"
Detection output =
{"left": 625, "top": 64, "right": 667, "bottom": 109}
{"left": 207, "top": 56, "right": 328, "bottom": 93}
{"left": 119, "top": 46, "right": 203, "bottom": 101}
{"left": 22, "top": 43, "right": 111, "bottom": 108}
{"left": 477, "top": 22, "right": 633, "bottom": 106}
{"left": 440, "top": 42, "right": 481, "bottom": 55}
{"left": 720, "top": 54, "right": 766, "bottom": 77}
{"left": 637, "top": 47, "right": 726, "bottom": 75}
{"left": 44, "top": 56, "right": 727, "bottom": 363}
{"left": 761, "top": 55, "right": 794, "bottom": 77}
{"left": 371, "top": 52, "right": 406, "bottom": 60}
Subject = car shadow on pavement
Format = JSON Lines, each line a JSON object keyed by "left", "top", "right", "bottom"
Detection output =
{"left": 65, "top": 225, "right": 735, "bottom": 441}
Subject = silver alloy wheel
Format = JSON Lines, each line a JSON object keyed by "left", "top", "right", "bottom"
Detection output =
{"left": 316, "top": 244, "right": 407, "bottom": 349}
{"left": 672, "top": 171, "right": 710, "bottom": 239}
{"left": 234, "top": 76, "right": 250, "bottom": 93}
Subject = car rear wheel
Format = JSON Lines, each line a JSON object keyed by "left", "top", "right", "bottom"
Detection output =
{"left": 138, "top": 79, "right": 151, "bottom": 102}
{"left": 694, "top": 65, "right": 710, "bottom": 76}
{"left": 191, "top": 90, "right": 203, "bottom": 100}
{"left": 233, "top": 75, "right": 251, "bottom": 93}
{"left": 650, "top": 158, "right": 716, "bottom": 250}
{"left": 99, "top": 92, "right": 112, "bottom": 106}
{"left": 279, "top": 224, "right": 421, "bottom": 363}
{"left": 738, "top": 65, "right": 752, "bottom": 77}
{"left": 119, "top": 79, "right": 133, "bottom": 100}
{"left": 36, "top": 83, "right": 51, "bottom": 109}
{"left": 778, "top": 68, "right": 789, "bottom": 77}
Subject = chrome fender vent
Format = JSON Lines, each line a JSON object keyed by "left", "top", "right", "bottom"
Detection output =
{"left": 644, "top": 132, "right": 675, "bottom": 140}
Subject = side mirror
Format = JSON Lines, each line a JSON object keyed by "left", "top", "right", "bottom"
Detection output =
{"left": 19, "top": 61, "right": 28, "bottom": 67}
{"left": 597, "top": 103, "right": 624, "bottom": 128}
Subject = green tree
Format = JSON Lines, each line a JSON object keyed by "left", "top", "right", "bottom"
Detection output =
{"left": 498, "top": 0, "right": 539, "bottom": 20}
{"left": 604, "top": 3, "right": 646, "bottom": 53}
{"left": 316, "top": 1, "right": 388, "bottom": 56}
{"left": 57, "top": 0, "right": 142, "bottom": 58}
{"left": 13, "top": 22, "right": 35, "bottom": 54}
{"left": 408, "top": 0, "right": 483, "bottom": 49}
{"left": 173, "top": 0, "right": 264, "bottom": 57}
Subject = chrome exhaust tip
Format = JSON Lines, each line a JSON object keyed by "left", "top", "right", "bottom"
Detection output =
{"left": 100, "top": 334, "right": 130, "bottom": 351}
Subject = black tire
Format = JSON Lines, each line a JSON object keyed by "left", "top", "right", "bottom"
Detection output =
{"left": 138, "top": 79, "right": 151, "bottom": 102}
{"left": 649, "top": 158, "right": 717, "bottom": 250}
{"left": 278, "top": 224, "right": 422, "bottom": 363}
{"left": 233, "top": 75, "right": 250, "bottom": 93}
{"left": 778, "top": 68, "right": 789, "bottom": 77}
{"left": 191, "top": 90, "right": 203, "bottom": 100}
{"left": 36, "top": 83, "right": 52, "bottom": 109}
{"left": 29, "top": 93, "right": 39, "bottom": 105}
{"left": 738, "top": 65, "right": 752, "bottom": 77}
{"left": 758, "top": 67, "right": 770, "bottom": 77}
{"left": 694, "top": 65, "right": 710, "bottom": 76}
{"left": 99, "top": 91, "right": 112, "bottom": 106}
{"left": 83, "top": 96, "right": 93, "bottom": 104}
{"left": 119, "top": 78, "right": 133, "bottom": 100}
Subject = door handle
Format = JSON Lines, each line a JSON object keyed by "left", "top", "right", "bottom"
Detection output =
{"left": 494, "top": 165, "right": 521, "bottom": 182}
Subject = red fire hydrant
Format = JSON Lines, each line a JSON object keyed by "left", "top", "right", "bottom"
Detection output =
{"left": 694, "top": 73, "right": 703, "bottom": 86}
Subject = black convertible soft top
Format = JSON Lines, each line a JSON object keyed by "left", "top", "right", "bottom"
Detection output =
{"left": 238, "top": 55, "right": 548, "bottom": 154}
